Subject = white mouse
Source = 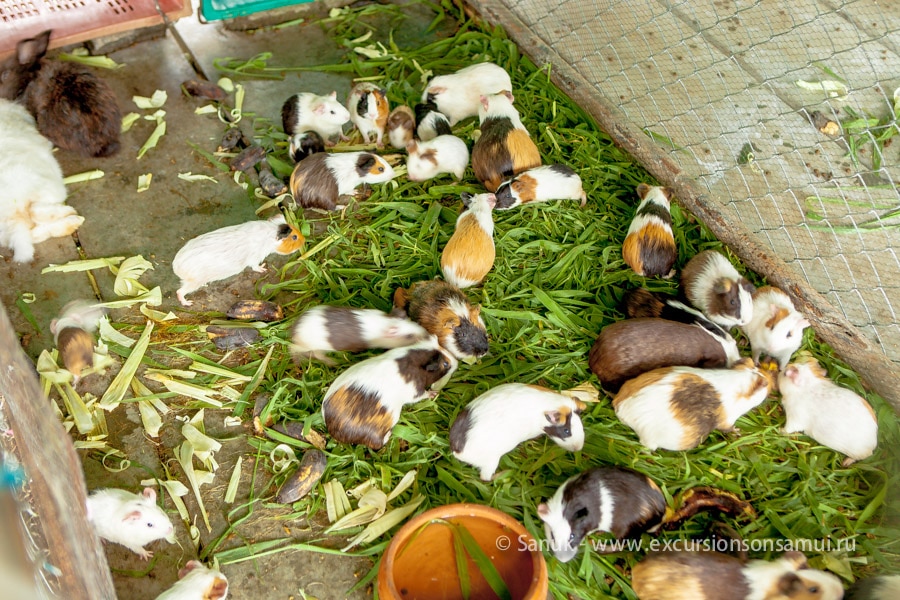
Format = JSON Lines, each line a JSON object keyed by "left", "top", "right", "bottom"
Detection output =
{"left": 86, "top": 487, "right": 175, "bottom": 559}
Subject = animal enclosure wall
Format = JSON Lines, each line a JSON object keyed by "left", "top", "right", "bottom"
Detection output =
{"left": 469, "top": 0, "right": 900, "bottom": 408}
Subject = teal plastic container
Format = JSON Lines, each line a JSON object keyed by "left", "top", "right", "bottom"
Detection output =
{"left": 201, "top": 0, "right": 312, "bottom": 21}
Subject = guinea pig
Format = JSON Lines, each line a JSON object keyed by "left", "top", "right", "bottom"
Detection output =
{"left": 422, "top": 62, "right": 512, "bottom": 125}
{"left": 631, "top": 550, "right": 844, "bottom": 600}
{"left": 86, "top": 487, "right": 175, "bottom": 560}
{"left": 742, "top": 286, "right": 810, "bottom": 368}
{"left": 471, "top": 91, "right": 542, "bottom": 192}
{"left": 440, "top": 192, "right": 496, "bottom": 288}
{"left": 49, "top": 300, "right": 107, "bottom": 383}
{"left": 386, "top": 105, "right": 415, "bottom": 149}
{"left": 155, "top": 560, "right": 229, "bottom": 600}
{"left": 612, "top": 358, "right": 775, "bottom": 451}
{"left": 622, "top": 183, "right": 677, "bottom": 278}
{"left": 494, "top": 164, "right": 586, "bottom": 210}
{"left": 288, "top": 151, "right": 395, "bottom": 211}
{"left": 778, "top": 355, "right": 878, "bottom": 466}
{"left": 681, "top": 249, "right": 756, "bottom": 328}
{"left": 172, "top": 214, "right": 304, "bottom": 307}
{"left": 413, "top": 100, "right": 452, "bottom": 141}
{"left": 281, "top": 91, "right": 350, "bottom": 146}
{"left": 450, "top": 383, "right": 586, "bottom": 481}
{"left": 322, "top": 336, "right": 456, "bottom": 449}
{"left": 347, "top": 82, "right": 389, "bottom": 147}
{"left": 588, "top": 317, "right": 740, "bottom": 393}
{"left": 288, "top": 130, "right": 325, "bottom": 163}
{"left": 846, "top": 574, "right": 900, "bottom": 600}
{"left": 393, "top": 279, "right": 489, "bottom": 362}
{"left": 291, "top": 305, "right": 429, "bottom": 364}
{"left": 405, "top": 134, "right": 469, "bottom": 182}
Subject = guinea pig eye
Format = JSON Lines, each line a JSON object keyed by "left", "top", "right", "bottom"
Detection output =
{"left": 147, "top": 522, "right": 154, "bottom": 528}
{"left": 808, "top": 587, "right": 819, "bottom": 593}
{"left": 377, "top": 166, "right": 385, "bottom": 173}
{"left": 730, "top": 298, "right": 737, "bottom": 307}
{"left": 786, "top": 331, "right": 793, "bottom": 338}
{"left": 568, "top": 532, "right": 576, "bottom": 543}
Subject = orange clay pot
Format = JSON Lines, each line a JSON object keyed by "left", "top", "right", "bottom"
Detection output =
{"left": 377, "top": 503, "right": 549, "bottom": 600}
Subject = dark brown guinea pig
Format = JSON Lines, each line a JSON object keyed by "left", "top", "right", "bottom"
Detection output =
{"left": 393, "top": 279, "right": 489, "bottom": 362}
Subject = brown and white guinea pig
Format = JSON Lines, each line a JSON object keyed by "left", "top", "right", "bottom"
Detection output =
{"left": 471, "top": 91, "right": 542, "bottom": 192}
{"left": 155, "top": 560, "right": 229, "bottom": 600}
{"left": 290, "top": 305, "right": 429, "bottom": 364}
{"left": 288, "top": 130, "right": 325, "bottom": 163}
{"left": 347, "top": 82, "right": 389, "bottom": 147}
{"left": 49, "top": 300, "right": 107, "bottom": 383}
{"left": 588, "top": 317, "right": 740, "bottom": 393}
{"left": 742, "top": 286, "right": 810, "bottom": 368}
{"left": 622, "top": 184, "right": 677, "bottom": 278}
{"left": 321, "top": 336, "right": 456, "bottom": 450}
{"left": 440, "top": 192, "right": 496, "bottom": 289}
{"left": 86, "top": 487, "right": 175, "bottom": 560}
{"left": 413, "top": 100, "right": 452, "bottom": 141}
{"left": 450, "top": 383, "right": 586, "bottom": 481}
{"left": 632, "top": 550, "right": 843, "bottom": 600}
{"left": 494, "top": 164, "right": 586, "bottom": 210}
{"left": 1, "top": 30, "right": 121, "bottom": 158}
{"left": 392, "top": 279, "right": 489, "bottom": 362}
{"left": 172, "top": 214, "right": 304, "bottom": 307}
{"left": 406, "top": 134, "right": 469, "bottom": 182}
{"left": 281, "top": 91, "right": 350, "bottom": 147}
{"left": 288, "top": 151, "right": 395, "bottom": 212}
{"left": 386, "top": 105, "right": 415, "bottom": 149}
{"left": 779, "top": 355, "right": 878, "bottom": 466}
{"left": 681, "top": 249, "right": 756, "bottom": 328}
{"left": 612, "top": 358, "right": 775, "bottom": 451}
{"left": 422, "top": 62, "right": 512, "bottom": 125}
{"left": 846, "top": 574, "right": 900, "bottom": 600}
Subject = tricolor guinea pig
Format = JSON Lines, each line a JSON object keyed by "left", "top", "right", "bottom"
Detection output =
{"left": 281, "top": 91, "right": 350, "bottom": 147}
{"left": 779, "top": 355, "right": 878, "bottom": 466}
{"left": 623, "top": 287, "right": 743, "bottom": 344}
{"left": 612, "top": 358, "right": 775, "bottom": 451}
{"left": 154, "top": 560, "right": 229, "bottom": 600}
{"left": 288, "top": 151, "right": 395, "bottom": 212}
{"left": 588, "top": 317, "right": 740, "bottom": 393}
{"left": 347, "top": 82, "right": 389, "bottom": 148}
{"left": 742, "top": 286, "right": 810, "bottom": 368}
{"left": 422, "top": 62, "right": 512, "bottom": 125}
{"left": 494, "top": 164, "right": 586, "bottom": 210}
{"left": 450, "top": 383, "right": 586, "bottom": 481}
{"left": 681, "top": 249, "right": 756, "bottom": 328}
{"left": 321, "top": 336, "right": 456, "bottom": 450}
{"left": 172, "top": 215, "right": 304, "bottom": 307}
{"left": 413, "top": 100, "right": 452, "bottom": 141}
{"left": 86, "top": 487, "right": 175, "bottom": 560}
{"left": 291, "top": 305, "right": 429, "bottom": 364}
{"left": 846, "top": 574, "right": 900, "bottom": 600}
{"left": 631, "top": 550, "right": 844, "bottom": 600}
{"left": 288, "top": 130, "right": 325, "bottom": 163}
{"left": 622, "top": 184, "right": 677, "bottom": 278}
{"left": 393, "top": 279, "right": 489, "bottom": 362}
{"left": 471, "top": 91, "right": 542, "bottom": 192}
{"left": 405, "top": 134, "right": 469, "bottom": 181}
{"left": 386, "top": 105, "right": 415, "bottom": 149}
{"left": 440, "top": 192, "right": 496, "bottom": 288}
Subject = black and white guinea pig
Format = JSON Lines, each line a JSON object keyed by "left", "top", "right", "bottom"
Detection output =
{"left": 288, "top": 151, "right": 395, "bottom": 211}
{"left": 450, "top": 383, "right": 586, "bottom": 481}
{"left": 622, "top": 183, "right": 677, "bottom": 278}
{"left": 321, "top": 336, "right": 456, "bottom": 450}
{"left": 347, "top": 82, "right": 389, "bottom": 148}
{"left": 49, "top": 299, "right": 107, "bottom": 383}
{"left": 494, "top": 164, "right": 586, "bottom": 210}
{"left": 742, "top": 286, "right": 810, "bottom": 368}
{"left": 612, "top": 358, "right": 775, "bottom": 451}
{"left": 588, "top": 317, "right": 740, "bottom": 393}
{"left": 413, "top": 100, "right": 452, "bottom": 141}
{"left": 386, "top": 105, "right": 415, "bottom": 149}
{"left": 631, "top": 551, "right": 844, "bottom": 600}
{"left": 681, "top": 249, "right": 755, "bottom": 328}
{"left": 471, "top": 91, "right": 542, "bottom": 192}
{"left": 86, "top": 487, "right": 175, "bottom": 560}
{"left": 405, "top": 134, "right": 469, "bottom": 182}
{"left": 422, "top": 62, "right": 512, "bottom": 125}
{"left": 155, "top": 560, "right": 229, "bottom": 600}
{"left": 281, "top": 91, "right": 350, "bottom": 146}
{"left": 288, "top": 130, "right": 325, "bottom": 163}
{"left": 290, "top": 305, "right": 429, "bottom": 364}
{"left": 392, "top": 279, "right": 489, "bottom": 362}
{"left": 440, "top": 192, "right": 496, "bottom": 289}
{"left": 846, "top": 574, "right": 900, "bottom": 600}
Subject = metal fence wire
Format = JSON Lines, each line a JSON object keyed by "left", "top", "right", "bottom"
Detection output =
{"left": 471, "top": 0, "right": 900, "bottom": 406}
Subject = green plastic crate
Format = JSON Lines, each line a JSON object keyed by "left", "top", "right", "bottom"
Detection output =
{"left": 201, "top": 0, "right": 312, "bottom": 22}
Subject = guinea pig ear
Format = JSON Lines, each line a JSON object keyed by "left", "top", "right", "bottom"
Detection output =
{"left": 328, "top": 91, "right": 337, "bottom": 99}
{"left": 502, "top": 90, "right": 514, "bottom": 103}
{"left": 460, "top": 192, "right": 474, "bottom": 207}
{"left": 740, "top": 279, "right": 756, "bottom": 295}
{"left": 406, "top": 140, "right": 418, "bottom": 153}
{"left": 537, "top": 503, "right": 551, "bottom": 520}
{"left": 573, "top": 400, "right": 587, "bottom": 414}
{"left": 636, "top": 183, "right": 650, "bottom": 199}
{"left": 480, "top": 95, "right": 489, "bottom": 111}
{"left": 776, "top": 573, "right": 807, "bottom": 596}
{"left": 781, "top": 551, "right": 809, "bottom": 570}
{"left": 177, "top": 560, "right": 203, "bottom": 579}
{"left": 141, "top": 487, "right": 157, "bottom": 502}
{"left": 544, "top": 410, "right": 564, "bottom": 426}
{"left": 17, "top": 30, "right": 51, "bottom": 66}
{"left": 713, "top": 279, "right": 733, "bottom": 294}
{"left": 797, "top": 317, "right": 810, "bottom": 330}
{"left": 314, "top": 104, "right": 326, "bottom": 115}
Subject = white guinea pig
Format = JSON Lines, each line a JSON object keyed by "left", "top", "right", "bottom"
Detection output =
{"left": 779, "top": 355, "right": 878, "bottom": 466}
{"left": 450, "top": 383, "right": 586, "bottom": 481}
{"left": 291, "top": 305, "right": 430, "bottom": 364}
{"left": 386, "top": 105, "right": 415, "bottom": 149}
{"left": 681, "top": 249, "right": 756, "bottom": 328}
{"left": 172, "top": 214, "right": 305, "bottom": 307}
{"left": 289, "top": 151, "right": 395, "bottom": 212}
{"left": 612, "top": 358, "right": 775, "bottom": 451}
{"left": 440, "top": 192, "right": 496, "bottom": 289}
{"left": 347, "top": 82, "right": 389, "bottom": 147}
{"left": 155, "top": 560, "right": 229, "bottom": 600}
{"left": 742, "top": 286, "right": 810, "bottom": 368}
{"left": 281, "top": 91, "right": 350, "bottom": 146}
{"left": 494, "top": 164, "right": 587, "bottom": 210}
{"left": 86, "top": 487, "right": 175, "bottom": 559}
{"left": 422, "top": 62, "right": 512, "bottom": 125}
{"left": 405, "top": 135, "right": 469, "bottom": 182}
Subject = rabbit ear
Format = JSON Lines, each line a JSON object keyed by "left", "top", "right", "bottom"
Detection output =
{"left": 16, "top": 30, "right": 51, "bottom": 67}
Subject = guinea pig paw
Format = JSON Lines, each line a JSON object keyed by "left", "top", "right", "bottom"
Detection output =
{"left": 426, "top": 389, "right": 440, "bottom": 399}
{"left": 253, "top": 264, "right": 267, "bottom": 273}
{"left": 841, "top": 456, "right": 858, "bottom": 467}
